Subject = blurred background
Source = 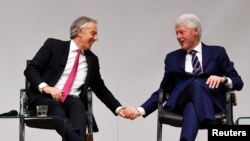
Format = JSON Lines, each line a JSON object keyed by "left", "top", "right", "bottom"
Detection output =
{"left": 0, "top": 0, "right": 249, "bottom": 141}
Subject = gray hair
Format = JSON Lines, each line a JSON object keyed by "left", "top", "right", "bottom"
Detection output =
{"left": 176, "top": 14, "right": 202, "bottom": 38}
{"left": 70, "top": 16, "right": 97, "bottom": 39}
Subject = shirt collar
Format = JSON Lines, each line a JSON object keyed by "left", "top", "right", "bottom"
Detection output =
{"left": 188, "top": 42, "right": 202, "bottom": 54}
{"left": 70, "top": 40, "right": 84, "bottom": 53}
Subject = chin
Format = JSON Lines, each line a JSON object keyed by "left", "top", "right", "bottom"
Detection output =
{"left": 86, "top": 46, "right": 92, "bottom": 50}
{"left": 180, "top": 45, "right": 186, "bottom": 49}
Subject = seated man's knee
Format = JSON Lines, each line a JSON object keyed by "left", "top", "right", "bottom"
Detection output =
{"left": 48, "top": 102, "right": 66, "bottom": 117}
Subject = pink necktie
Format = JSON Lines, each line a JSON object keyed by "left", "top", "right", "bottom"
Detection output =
{"left": 60, "top": 50, "right": 81, "bottom": 103}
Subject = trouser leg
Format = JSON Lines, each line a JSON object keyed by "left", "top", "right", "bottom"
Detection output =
{"left": 31, "top": 96, "right": 84, "bottom": 141}
{"left": 64, "top": 96, "right": 87, "bottom": 141}
{"left": 180, "top": 102, "right": 199, "bottom": 141}
{"left": 190, "top": 80, "right": 215, "bottom": 122}
{"left": 176, "top": 80, "right": 216, "bottom": 141}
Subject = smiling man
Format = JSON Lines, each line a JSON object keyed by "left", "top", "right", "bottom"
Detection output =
{"left": 125, "top": 14, "right": 244, "bottom": 141}
{"left": 24, "top": 16, "right": 127, "bottom": 141}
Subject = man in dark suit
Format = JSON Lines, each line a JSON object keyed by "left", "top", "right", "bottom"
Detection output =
{"left": 126, "top": 14, "right": 244, "bottom": 141}
{"left": 24, "top": 16, "right": 127, "bottom": 141}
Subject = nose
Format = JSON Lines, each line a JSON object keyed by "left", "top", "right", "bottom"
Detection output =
{"left": 176, "top": 33, "right": 181, "bottom": 40}
{"left": 94, "top": 35, "right": 98, "bottom": 41}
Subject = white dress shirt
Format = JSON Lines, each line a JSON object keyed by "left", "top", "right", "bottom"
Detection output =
{"left": 39, "top": 40, "right": 88, "bottom": 97}
{"left": 138, "top": 42, "right": 232, "bottom": 116}
{"left": 185, "top": 42, "right": 203, "bottom": 73}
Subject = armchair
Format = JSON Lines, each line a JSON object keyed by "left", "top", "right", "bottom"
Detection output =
{"left": 19, "top": 60, "right": 94, "bottom": 141}
{"left": 156, "top": 89, "right": 237, "bottom": 141}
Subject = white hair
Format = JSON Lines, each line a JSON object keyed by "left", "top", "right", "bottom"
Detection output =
{"left": 176, "top": 14, "right": 202, "bottom": 38}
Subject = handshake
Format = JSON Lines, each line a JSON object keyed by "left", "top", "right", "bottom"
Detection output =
{"left": 117, "top": 107, "right": 141, "bottom": 120}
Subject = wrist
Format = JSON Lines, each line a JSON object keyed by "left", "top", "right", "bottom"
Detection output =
{"left": 38, "top": 82, "right": 48, "bottom": 93}
{"left": 223, "top": 76, "right": 228, "bottom": 84}
{"left": 116, "top": 106, "right": 123, "bottom": 114}
{"left": 137, "top": 107, "right": 145, "bottom": 116}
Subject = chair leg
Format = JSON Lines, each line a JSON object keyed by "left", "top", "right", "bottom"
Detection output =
{"left": 157, "top": 120, "right": 162, "bottom": 141}
{"left": 19, "top": 117, "right": 25, "bottom": 141}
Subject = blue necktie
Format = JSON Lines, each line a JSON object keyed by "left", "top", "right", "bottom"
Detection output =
{"left": 190, "top": 50, "right": 202, "bottom": 75}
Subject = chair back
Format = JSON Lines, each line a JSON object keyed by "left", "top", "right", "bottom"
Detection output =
{"left": 157, "top": 89, "right": 236, "bottom": 128}
{"left": 20, "top": 60, "right": 94, "bottom": 130}
{"left": 20, "top": 60, "right": 55, "bottom": 129}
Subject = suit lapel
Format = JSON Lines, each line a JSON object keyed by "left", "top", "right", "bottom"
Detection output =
{"left": 84, "top": 51, "right": 94, "bottom": 87}
{"left": 201, "top": 43, "right": 211, "bottom": 72}
{"left": 179, "top": 50, "right": 186, "bottom": 72}
{"left": 52, "top": 41, "right": 70, "bottom": 85}
{"left": 61, "top": 41, "right": 70, "bottom": 68}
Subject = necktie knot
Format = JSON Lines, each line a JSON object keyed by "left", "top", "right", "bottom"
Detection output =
{"left": 189, "top": 50, "right": 197, "bottom": 55}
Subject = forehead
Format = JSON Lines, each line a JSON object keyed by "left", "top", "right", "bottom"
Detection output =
{"left": 175, "top": 23, "right": 189, "bottom": 31}
{"left": 86, "top": 22, "right": 97, "bottom": 31}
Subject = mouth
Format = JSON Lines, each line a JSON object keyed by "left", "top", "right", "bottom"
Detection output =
{"left": 89, "top": 40, "right": 95, "bottom": 46}
{"left": 179, "top": 40, "right": 184, "bottom": 45}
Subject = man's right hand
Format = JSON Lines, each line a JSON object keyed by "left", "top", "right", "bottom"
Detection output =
{"left": 42, "top": 86, "right": 62, "bottom": 101}
{"left": 122, "top": 107, "right": 141, "bottom": 120}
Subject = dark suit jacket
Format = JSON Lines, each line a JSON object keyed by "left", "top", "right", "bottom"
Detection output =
{"left": 141, "top": 43, "right": 244, "bottom": 117}
{"left": 24, "top": 38, "right": 122, "bottom": 132}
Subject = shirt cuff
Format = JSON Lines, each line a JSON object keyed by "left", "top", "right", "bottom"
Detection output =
{"left": 137, "top": 107, "right": 145, "bottom": 116}
{"left": 115, "top": 106, "right": 123, "bottom": 114}
{"left": 38, "top": 82, "right": 48, "bottom": 93}
{"left": 224, "top": 77, "right": 233, "bottom": 89}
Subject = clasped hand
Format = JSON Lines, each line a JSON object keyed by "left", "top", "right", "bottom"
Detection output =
{"left": 118, "top": 107, "right": 141, "bottom": 120}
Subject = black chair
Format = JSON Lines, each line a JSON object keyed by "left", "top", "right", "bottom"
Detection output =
{"left": 235, "top": 117, "right": 250, "bottom": 125}
{"left": 19, "top": 60, "right": 93, "bottom": 141}
{"left": 156, "top": 89, "right": 237, "bottom": 141}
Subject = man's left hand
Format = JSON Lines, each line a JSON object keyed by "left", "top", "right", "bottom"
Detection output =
{"left": 206, "top": 75, "right": 226, "bottom": 89}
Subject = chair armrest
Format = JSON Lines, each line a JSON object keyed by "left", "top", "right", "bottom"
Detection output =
{"left": 225, "top": 90, "right": 236, "bottom": 125}
{"left": 87, "top": 88, "right": 93, "bottom": 134}
{"left": 157, "top": 89, "right": 184, "bottom": 127}
{"left": 231, "top": 92, "right": 237, "bottom": 106}
{"left": 158, "top": 89, "right": 165, "bottom": 112}
{"left": 226, "top": 90, "right": 237, "bottom": 106}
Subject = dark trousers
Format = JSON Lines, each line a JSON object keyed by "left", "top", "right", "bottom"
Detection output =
{"left": 169, "top": 79, "right": 217, "bottom": 141}
{"left": 32, "top": 95, "right": 87, "bottom": 141}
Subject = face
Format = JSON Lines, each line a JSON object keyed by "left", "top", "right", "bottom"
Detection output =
{"left": 77, "top": 22, "right": 98, "bottom": 51}
{"left": 175, "top": 23, "right": 199, "bottom": 51}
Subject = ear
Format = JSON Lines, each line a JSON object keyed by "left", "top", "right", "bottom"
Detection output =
{"left": 193, "top": 27, "right": 199, "bottom": 36}
{"left": 77, "top": 28, "right": 83, "bottom": 37}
